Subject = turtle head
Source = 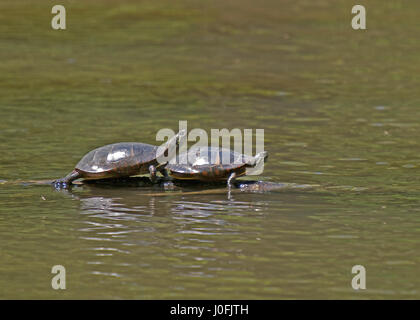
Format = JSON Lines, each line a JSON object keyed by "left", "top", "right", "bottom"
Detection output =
{"left": 248, "top": 151, "right": 268, "bottom": 166}
{"left": 174, "top": 129, "right": 187, "bottom": 146}
{"left": 247, "top": 151, "right": 268, "bottom": 168}
{"left": 156, "top": 129, "right": 187, "bottom": 163}
{"left": 160, "top": 129, "right": 186, "bottom": 149}
{"left": 245, "top": 151, "right": 268, "bottom": 175}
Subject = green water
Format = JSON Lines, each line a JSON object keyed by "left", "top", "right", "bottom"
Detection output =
{"left": 0, "top": 0, "right": 419, "bottom": 299}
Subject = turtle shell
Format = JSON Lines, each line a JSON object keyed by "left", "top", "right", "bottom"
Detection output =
{"left": 75, "top": 142, "right": 159, "bottom": 179}
{"left": 166, "top": 147, "right": 253, "bottom": 181}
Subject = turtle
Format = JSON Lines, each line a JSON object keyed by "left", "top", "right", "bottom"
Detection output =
{"left": 54, "top": 130, "right": 186, "bottom": 188}
{"left": 165, "top": 146, "right": 268, "bottom": 187}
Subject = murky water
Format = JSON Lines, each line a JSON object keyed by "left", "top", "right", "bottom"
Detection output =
{"left": 0, "top": 0, "right": 419, "bottom": 299}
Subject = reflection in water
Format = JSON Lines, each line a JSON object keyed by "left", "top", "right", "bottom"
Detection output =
{"left": 52, "top": 182, "right": 419, "bottom": 299}
{"left": 69, "top": 183, "right": 271, "bottom": 283}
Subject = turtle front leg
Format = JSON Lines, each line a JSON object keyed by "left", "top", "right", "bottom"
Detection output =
{"left": 149, "top": 165, "right": 157, "bottom": 183}
{"left": 227, "top": 172, "right": 237, "bottom": 189}
{"left": 158, "top": 168, "right": 169, "bottom": 178}
{"left": 53, "top": 170, "right": 81, "bottom": 189}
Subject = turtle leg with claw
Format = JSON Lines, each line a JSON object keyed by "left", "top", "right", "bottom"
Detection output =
{"left": 149, "top": 165, "right": 157, "bottom": 183}
{"left": 227, "top": 172, "right": 237, "bottom": 189}
{"left": 53, "top": 170, "right": 81, "bottom": 188}
{"left": 227, "top": 172, "right": 237, "bottom": 200}
{"left": 158, "top": 168, "right": 169, "bottom": 178}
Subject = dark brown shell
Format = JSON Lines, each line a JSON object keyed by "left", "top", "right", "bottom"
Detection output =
{"left": 75, "top": 142, "right": 159, "bottom": 179}
{"left": 166, "top": 147, "right": 251, "bottom": 181}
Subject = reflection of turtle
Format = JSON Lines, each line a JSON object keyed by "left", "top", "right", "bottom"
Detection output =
{"left": 54, "top": 130, "right": 185, "bottom": 188}
{"left": 166, "top": 147, "right": 268, "bottom": 187}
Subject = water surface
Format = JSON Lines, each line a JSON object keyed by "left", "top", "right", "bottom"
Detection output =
{"left": 0, "top": 0, "right": 419, "bottom": 299}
